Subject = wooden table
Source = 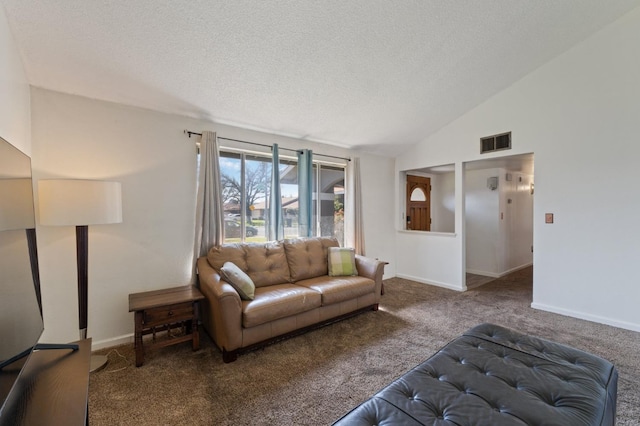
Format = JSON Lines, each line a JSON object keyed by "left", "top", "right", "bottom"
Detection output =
{"left": 128, "top": 285, "right": 204, "bottom": 367}
{"left": 0, "top": 339, "right": 91, "bottom": 426}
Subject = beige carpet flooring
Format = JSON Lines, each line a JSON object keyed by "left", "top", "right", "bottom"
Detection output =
{"left": 90, "top": 267, "right": 640, "bottom": 425}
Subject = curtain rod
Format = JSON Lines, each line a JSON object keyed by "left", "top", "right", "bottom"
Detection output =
{"left": 184, "top": 130, "right": 350, "bottom": 162}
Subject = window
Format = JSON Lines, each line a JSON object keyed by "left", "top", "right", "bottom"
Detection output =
{"left": 406, "top": 175, "right": 431, "bottom": 231}
{"left": 219, "top": 150, "right": 345, "bottom": 244}
{"left": 402, "top": 165, "right": 455, "bottom": 233}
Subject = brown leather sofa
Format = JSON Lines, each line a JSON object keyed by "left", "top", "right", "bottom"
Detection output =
{"left": 197, "top": 236, "right": 386, "bottom": 362}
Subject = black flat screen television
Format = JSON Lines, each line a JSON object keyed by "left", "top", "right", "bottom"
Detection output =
{"left": 0, "top": 136, "right": 44, "bottom": 417}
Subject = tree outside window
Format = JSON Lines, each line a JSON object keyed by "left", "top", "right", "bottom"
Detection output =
{"left": 219, "top": 150, "right": 345, "bottom": 245}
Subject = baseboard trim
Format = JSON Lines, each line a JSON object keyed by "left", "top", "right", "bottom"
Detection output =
{"left": 92, "top": 333, "right": 133, "bottom": 351}
{"left": 466, "top": 263, "right": 533, "bottom": 279}
{"left": 396, "top": 273, "right": 465, "bottom": 292}
{"left": 530, "top": 302, "right": 640, "bottom": 333}
{"left": 499, "top": 263, "right": 533, "bottom": 277}
{"left": 465, "top": 269, "right": 500, "bottom": 278}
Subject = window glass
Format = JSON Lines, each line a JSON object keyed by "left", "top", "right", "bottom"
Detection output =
{"left": 278, "top": 158, "right": 299, "bottom": 239}
{"left": 220, "top": 151, "right": 242, "bottom": 213}
{"left": 244, "top": 154, "right": 271, "bottom": 242}
{"left": 220, "top": 152, "right": 243, "bottom": 243}
{"left": 219, "top": 149, "right": 345, "bottom": 244}
{"left": 410, "top": 187, "right": 427, "bottom": 201}
{"left": 315, "top": 164, "right": 345, "bottom": 244}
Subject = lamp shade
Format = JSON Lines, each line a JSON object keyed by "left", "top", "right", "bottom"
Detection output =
{"left": 0, "top": 178, "right": 36, "bottom": 231}
{"left": 39, "top": 179, "right": 122, "bottom": 226}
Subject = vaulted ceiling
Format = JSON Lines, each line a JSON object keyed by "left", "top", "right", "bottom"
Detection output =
{"left": 3, "top": 1, "right": 639, "bottom": 156}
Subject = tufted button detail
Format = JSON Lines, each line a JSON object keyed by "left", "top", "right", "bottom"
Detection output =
{"left": 333, "top": 323, "right": 618, "bottom": 426}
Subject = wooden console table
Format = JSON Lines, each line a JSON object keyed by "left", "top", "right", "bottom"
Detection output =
{"left": 0, "top": 339, "right": 91, "bottom": 426}
{"left": 128, "top": 285, "right": 204, "bottom": 367}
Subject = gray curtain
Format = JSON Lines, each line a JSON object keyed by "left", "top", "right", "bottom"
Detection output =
{"left": 192, "top": 131, "right": 224, "bottom": 283}
{"left": 345, "top": 157, "right": 365, "bottom": 255}
{"left": 297, "top": 149, "right": 313, "bottom": 237}
{"left": 268, "top": 144, "right": 284, "bottom": 241}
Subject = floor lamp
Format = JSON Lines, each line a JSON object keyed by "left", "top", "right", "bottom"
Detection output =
{"left": 38, "top": 179, "right": 122, "bottom": 372}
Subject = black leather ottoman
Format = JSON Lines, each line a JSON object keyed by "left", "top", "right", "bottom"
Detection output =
{"left": 334, "top": 323, "right": 618, "bottom": 425}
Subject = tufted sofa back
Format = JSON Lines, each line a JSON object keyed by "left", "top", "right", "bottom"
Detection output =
{"left": 206, "top": 237, "right": 340, "bottom": 287}
{"left": 283, "top": 237, "right": 339, "bottom": 281}
{"left": 206, "top": 241, "right": 291, "bottom": 288}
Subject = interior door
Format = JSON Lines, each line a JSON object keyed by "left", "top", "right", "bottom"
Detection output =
{"left": 406, "top": 175, "right": 431, "bottom": 231}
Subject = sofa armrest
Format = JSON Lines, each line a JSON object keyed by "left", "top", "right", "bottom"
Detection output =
{"left": 355, "top": 255, "right": 386, "bottom": 300}
{"left": 196, "top": 257, "right": 243, "bottom": 353}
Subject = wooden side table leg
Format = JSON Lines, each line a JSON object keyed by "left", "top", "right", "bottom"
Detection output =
{"left": 192, "top": 302, "right": 200, "bottom": 351}
{"left": 134, "top": 311, "right": 144, "bottom": 367}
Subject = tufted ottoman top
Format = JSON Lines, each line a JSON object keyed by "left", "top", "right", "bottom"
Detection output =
{"left": 333, "top": 323, "right": 618, "bottom": 425}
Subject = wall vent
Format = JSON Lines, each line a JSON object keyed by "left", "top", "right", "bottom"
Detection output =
{"left": 480, "top": 132, "right": 511, "bottom": 154}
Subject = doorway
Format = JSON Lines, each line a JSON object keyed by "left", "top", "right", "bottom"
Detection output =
{"left": 464, "top": 153, "right": 534, "bottom": 288}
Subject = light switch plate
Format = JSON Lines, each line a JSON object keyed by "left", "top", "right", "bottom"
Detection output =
{"left": 545, "top": 213, "right": 554, "bottom": 224}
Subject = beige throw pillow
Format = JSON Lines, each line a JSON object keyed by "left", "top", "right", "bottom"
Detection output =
{"left": 219, "top": 261, "right": 255, "bottom": 300}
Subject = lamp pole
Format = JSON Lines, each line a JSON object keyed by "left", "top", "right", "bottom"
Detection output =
{"left": 76, "top": 225, "right": 88, "bottom": 339}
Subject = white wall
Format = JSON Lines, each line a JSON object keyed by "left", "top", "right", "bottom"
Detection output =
{"left": 358, "top": 154, "right": 397, "bottom": 276}
{"left": 396, "top": 231, "right": 462, "bottom": 290}
{"left": 431, "top": 172, "right": 455, "bottom": 233}
{"left": 396, "top": 6, "right": 640, "bottom": 331}
{"left": 499, "top": 171, "right": 533, "bottom": 274}
{"left": 0, "top": 6, "right": 30, "bottom": 154}
{"left": 30, "top": 88, "right": 395, "bottom": 348}
{"left": 395, "top": 163, "right": 465, "bottom": 291}
{"left": 465, "top": 168, "right": 500, "bottom": 275}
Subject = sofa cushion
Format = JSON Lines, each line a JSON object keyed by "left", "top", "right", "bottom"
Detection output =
{"left": 295, "top": 275, "right": 375, "bottom": 305}
{"left": 242, "top": 284, "right": 322, "bottom": 328}
{"left": 283, "top": 237, "right": 340, "bottom": 281}
{"left": 207, "top": 242, "right": 291, "bottom": 287}
{"left": 207, "top": 243, "right": 245, "bottom": 271}
{"left": 328, "top": 247, "right": 357, "bottom": 276}
{"left": 219, "top": 261, "right": 255, "bottom": 300}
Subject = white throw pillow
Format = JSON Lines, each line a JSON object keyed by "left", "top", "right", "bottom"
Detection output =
{"left": 219, "top": 261, "right": 255, "bottom": 300}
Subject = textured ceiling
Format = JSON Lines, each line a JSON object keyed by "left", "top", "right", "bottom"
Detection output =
{"left": 2, "top": 1, "right": 639, "bottom": 156}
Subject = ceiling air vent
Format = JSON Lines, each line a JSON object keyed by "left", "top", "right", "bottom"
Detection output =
{"left": 480, "top": 132, "right": 511, "bottom": 154}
